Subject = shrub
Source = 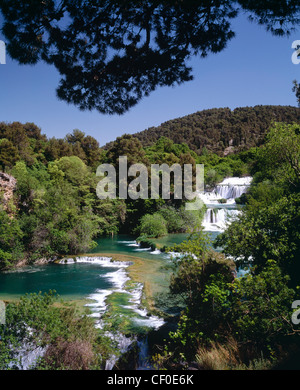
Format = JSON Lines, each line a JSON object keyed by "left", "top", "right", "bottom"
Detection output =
{"left": 136, "top": 236, "right": 157, "bottom": 250}
{"left": 135, "top": 213, "right": 168, "bottom": 238}
{"left": 43, "top": 339, "right": 95, "bottom": 370}
{"left": 158, "top": 205, "right": 184, "bottom": 233}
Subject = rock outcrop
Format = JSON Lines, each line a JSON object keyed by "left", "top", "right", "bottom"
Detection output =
{"left": 0, "top": 172, "right": 17, "bottom": 211}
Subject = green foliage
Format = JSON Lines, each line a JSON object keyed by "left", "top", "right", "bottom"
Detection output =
{"left": 54, "top": 156, "right": 91, "bottom": 185}
{"left": 163, "top": 240, "right": 298, "bottom": 364}
{"left": 144, "top": 137, "right": 197, "bottom": 164}
{"left": 130, "top": 106, "right": 300, "bottom": 156}
{"left": 257, "top": 122, "right": 300, "bottom": 190}
{"left": 1, "top": 114, "right": 297, "bottom": 267}
{"left": 215, "top": 123, "right": 300, "bottom": 288}
{"left": 0, "top": 139, "right": 20, "bottom": 170}
{"left": 157, "top": 205, "right": 185, "bottom": 233}
{"left": 133, "top": 202, "right": 205, "bottom": 239}
{"left": 229, "top": 261, "right": 296, "bottom": 349}
{"left": 162, "top": 232, "right": 236, "bottom": 360}
{"left": 160, "top": 130, "right": 300, "bottom": 366}
{"left": 0, "top": 124, "right": 136, "bottom": 263}
{"left": 135, "top": 213, "right": 168, "bottom": 238}
{"left": 136, "top": 236, "right": 157, "bottom": 251}
{"left": 0, "top": 209, "right": 24, "bottom": 269}
{"left": 106, "top": 134, "right": 148, "bottom": 167}
{"left": 0, "top": 292, "right": 114, "bottom": 370}
{"left": 215, "top": 193, "right": 300, "bottom": 287}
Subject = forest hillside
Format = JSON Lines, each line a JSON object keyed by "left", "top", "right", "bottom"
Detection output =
{"left": 105, "top": 105, "right": 300, "bottom": 155}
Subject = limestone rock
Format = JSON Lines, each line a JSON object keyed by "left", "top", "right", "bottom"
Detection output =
{"left": 0, "top": 172, "right": 17, "bottom": 210}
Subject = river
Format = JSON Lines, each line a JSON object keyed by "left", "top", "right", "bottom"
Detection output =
{"left": 0, "top": 177, "right": 252, "bottom": 369}
{"left": 0, "top": 232, "right": 220, "bottom": 302}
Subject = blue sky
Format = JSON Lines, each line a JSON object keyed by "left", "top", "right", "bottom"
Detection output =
{"left": 0, "top": 13, "right": 299, "bottom": 146}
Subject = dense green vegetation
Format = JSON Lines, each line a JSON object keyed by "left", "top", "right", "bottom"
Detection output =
{"left": 0, "top": 124, "right": 125, "bottom": 268}
{"left": 120, "top": 105, "right": 300, "bottom": 156}
{"left": 0, "top": 114, "right": 257, "bottom": 269}
{"left": 0, "top": 121, "right": 209, "bottom": 269}
{"left": 152, "top": 122, "right": 300, "bottom": 370}
{"left": 1, "top": 110, "right": 300, "bottom": 370}
{"left": 0, "top": 291, "right": 115, "bottom": 370}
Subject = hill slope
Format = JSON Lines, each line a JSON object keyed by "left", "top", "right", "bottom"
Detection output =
{"left": 107, "top": 105, "right": 300, "bottom": 155}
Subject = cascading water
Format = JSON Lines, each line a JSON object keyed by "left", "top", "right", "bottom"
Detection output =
{"left": 137, "top": 337, "right": 152, "bottom": 370}
{"left": 59, "top": 255, "right": 165, "bottom": 370}
{"left": 199, "top": 177, "right": 252, "bottom": 232}
{"left": 9, "top": 341, "right": 47, "bottom": 370}
{"left": 215, "top": 177, "right": 253, "bottom": 200}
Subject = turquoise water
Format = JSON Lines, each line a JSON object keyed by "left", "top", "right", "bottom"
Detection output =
{"left": 90, "top": 233, "right": 190, "bottom": 258}
{"left": 0, "top": 231, "right": 223, "bottom": 364}
{"left": 91, "top": 232, "right": 220, "bottom": 258}
{"left": 0, "top": 262, "right": 116, "bottom": 300}
{"left": 0, "top": 232, "right": 220, "bottom": 301}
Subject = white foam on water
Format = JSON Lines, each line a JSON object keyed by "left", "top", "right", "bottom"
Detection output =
{"left": 164, "top": 251, "right": 186, "bottom": 260}
{"left": 117, "top": 240, "right": 137, "bottom": 244}
{"left": 197, "top": 177, "right": 252, "bottom": 232}
{"left": 105, "top": 332, "right": 136, "bottom": 370}
{"left": 129, "top": 284, "right": 143, "bottom": 302}
{"left": 202, "top": 208, "right": 241, "bottom": 232}
{"left": 150, "top": 249, "right": 161, "bottom": 255}
{"left": 219, "top": 177, "right": 253, "bottom": 186}
{"left": 85, "top": 289, "right": 112, "bottom": 315}
{"left": 59, "top": 255, "right": 165, "bottom": 368}
{"left": 103, "top": 268, "right": 131, "bottom": 292}
{"left": 126, "top": 283, "right": 166, "bottom": 330}
{"left": 133, "top": 316, "right": 165, "bottom": 330}
{"left": 59, "top": 257, "right": 132, "bottom": 328}
{"left": 198, "top": 176, "right": 252, "bottom": 207}
{"left": 60, "top": 256, "right": 132, "bottom": 268}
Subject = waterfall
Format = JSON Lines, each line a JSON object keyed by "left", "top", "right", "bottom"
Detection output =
{"left": 8, "top": 335, "right": 47, "bottom": 370}
{"left": 137, "top": 338, "right": 152, "bottom": 370}
{"left": 58, "top": 256, "right": 165, "bottom": 370}
{"left": 105, "top": 333, "right": 136, "bottom": 370}
{"left": 199, "top": 177, "right": 252, "bottom": 232}
{"left": 215, "top": 184, "right": 249, "bottom": 199}
{"left": 203, "top": 208, "right": 240, "bottom": 232}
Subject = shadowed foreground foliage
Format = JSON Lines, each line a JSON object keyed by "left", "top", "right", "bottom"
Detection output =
{"left": 1, "top": 1, "right": 300, "bottom": 114}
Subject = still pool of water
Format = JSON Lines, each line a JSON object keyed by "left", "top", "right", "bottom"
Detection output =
{"left": 0, "top": 262, "right": 117, "bottom": 301}
{"left": 0, "top": 232, "right": 220, "bottom": 301}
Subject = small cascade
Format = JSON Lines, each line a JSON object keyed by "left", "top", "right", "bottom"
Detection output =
{"left": 204, "top": 208, "right": 225, "bottom": 224}
{"left": 8, "top": 336, "right": 47, "bottom": 370}
{"left": 203, "top": 208, "right": 240, "bottom": 232}
{"left": 105, "top": 333, "right": 136, "bottom": 370}
{"left": 59, "top": 255, "right": 165, "bottom": 370}
{"left": 215, "top": 184, "right": 248, "bottom": 199}
{"left": 199, "top": 177, "right": 252, "bottom": 232}
{"left": 215, "top": 177, "right": 252, "bottom": 199}
{"left": 137, "top": 337, "right": 152, "bottom": 370}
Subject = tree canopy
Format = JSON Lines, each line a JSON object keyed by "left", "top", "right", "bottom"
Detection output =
{"left": 1, "top": 1, "right": 299, "bottom": 114}
{"left": 106, "top": 105, "right": 300, "bottom": 156}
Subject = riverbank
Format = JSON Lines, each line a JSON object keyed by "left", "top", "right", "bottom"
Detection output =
{"left": 0, "top": 250, "right": 171, "bottom": 370}
{"left": 0, "top": 232, "right": 183, "bottom": 316}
